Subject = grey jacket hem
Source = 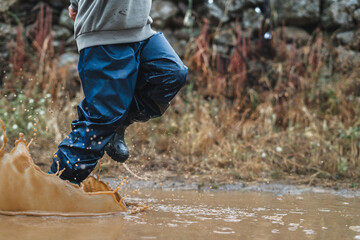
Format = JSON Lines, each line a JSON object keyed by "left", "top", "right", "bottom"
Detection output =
{"left": 76, "top": 24, "right": 156, "bottom": 52}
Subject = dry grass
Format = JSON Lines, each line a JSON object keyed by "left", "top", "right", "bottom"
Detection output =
{"left": 119, "top": 85, "right": 360, "bottom": 186}
{"left": 108, "top": 22, "right": 360, "bottom": 187}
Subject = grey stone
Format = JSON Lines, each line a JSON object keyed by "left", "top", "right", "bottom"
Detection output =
{"left": 283, "top": 26, "right": 311, "bottom": 44}
{"left": 215, "top": 0, "right": 244, "bottom": 13}
{"left": 321, "top": 0, "right": 359, "bottom": 29}
{"left": 52, "top": 40, "right": 62, "bottom": 52}
{"left": 197, "top": 2, "right": 229, "bottom": 24}
{"left": 0, "top": 23, "right": 15, "bottom": 61}
{"left": 353, "top": 8, "right": 360, "bottom": 22}
{"left": 336, "top": 31, "right": 355, "bottom": 45}
{"left": 65, "top": 35, "right": 76, "bottom": 46}
{"left": 53, "top": 25, "right": 72, "bottom": 41}
{"left": 214, "top": 30, "right": 236, "bottom": 46}
{"left": 242, "top": 7, "right": 262, "bottom": 31}
{"left": 173, "top": 28, "right": 191, "bottom": 41}
{"left": 286, "top": 43, "right": 293, "bottom": 52}
{"left": 274, "top": 0, "right": 320, "bottom": 26}
{"left": 59, "top": 8, "right": 74, "bottom": 30}
{"left": 214, "top": 44, "right": 229, "bottom": 55}
{"left": 227, "top": 0, "right": 246, "bottom": 13}
{"left": 348, "top": 30, "right": 360, "bottom": 50}
{"left": 151, "top": 1, "right": 179, "bottom": 29}
{"left": 215, "top": 0, "right": 264, "bottom": 14}
{"left": 58, "top": 52, "right": 79, "bottom": 67}
{"left": 335, "top": 46, "right": 360, "bottom": 68}
{"left": 65, "top": 46, "right": 78, "bottom": 53}
{"left": 0, "top": 51, "right": 9, "bottom": 60}
{"left": 0, "top": 23, "right": 15, "bottom": 39}
{"left": 0, "top": 0, "right": 16, "bottom": 13}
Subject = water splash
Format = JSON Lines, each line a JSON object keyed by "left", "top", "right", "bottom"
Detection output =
{"left": 0, "top": 119, "right": 150, "bottom": 216}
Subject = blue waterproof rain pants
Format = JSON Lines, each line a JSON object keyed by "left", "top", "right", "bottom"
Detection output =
{"left": 49, "top": 33, "right": 187, "bottom": 183}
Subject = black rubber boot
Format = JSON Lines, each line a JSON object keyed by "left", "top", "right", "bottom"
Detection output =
{"left": 105, "top": 126, "right": 129, "bottom": 163}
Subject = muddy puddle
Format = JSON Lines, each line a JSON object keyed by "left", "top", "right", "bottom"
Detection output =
{"left": 1, "top": 188, "right": 359, "bottom": 240}
{"left": 1, "top": 121, "right": 359, "bottom": 239}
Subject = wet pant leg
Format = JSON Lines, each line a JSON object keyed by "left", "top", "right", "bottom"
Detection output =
{"left": 126, "top": 32, "right": 187, "bottom": 124}
{"left": 49, "top": 43, "right": 143, "bottom": 183}
{"left": 49, "top": 33, "right": 187, "bottom": 184}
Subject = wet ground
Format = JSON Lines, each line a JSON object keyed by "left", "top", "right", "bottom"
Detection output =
{"left": 1, "top": 180, "right": 360, "bottom": 240}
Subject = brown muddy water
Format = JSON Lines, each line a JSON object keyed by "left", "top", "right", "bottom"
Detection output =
{"left": 1, "top": 124, "right": 359, "bottom": 239}
{"left": 1, "top": 187, "right": 360, "bottom": 240}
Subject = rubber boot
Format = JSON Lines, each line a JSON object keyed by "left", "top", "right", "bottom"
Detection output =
{"left": 105, "top": 126, "right": 129, "bottom": 163}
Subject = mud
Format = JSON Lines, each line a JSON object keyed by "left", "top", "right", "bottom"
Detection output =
{"left": 104, "top": 177, "right": 360, "bottom": 198}
{"left": 0, "top": 189, "right": 359, "bottom": 240}
{"left": 0, "top": 120, "right": 132, "bottom": 216}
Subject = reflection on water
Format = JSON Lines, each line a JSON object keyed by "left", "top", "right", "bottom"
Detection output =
{"left": 0, "top": 189, "right": 359, "bottom": 240}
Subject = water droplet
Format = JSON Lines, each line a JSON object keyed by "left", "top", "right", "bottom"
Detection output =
{"left": 264, "top": 32, "right": 272, "bottom": 40}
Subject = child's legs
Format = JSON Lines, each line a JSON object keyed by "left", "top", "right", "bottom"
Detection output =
{"left": 126, "top": 33, "right": 187, "bottom": 123}
{"left": 49, "top": 43, "right": 142, "bottom": 183}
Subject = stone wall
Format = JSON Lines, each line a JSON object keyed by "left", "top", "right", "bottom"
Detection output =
{"left": 0, "top": 0, "right": 359, "bottom": 67}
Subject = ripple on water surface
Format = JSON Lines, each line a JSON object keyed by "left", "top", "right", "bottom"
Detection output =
{"left": 0, "top": 190, "right": 359, "bottom": 240}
